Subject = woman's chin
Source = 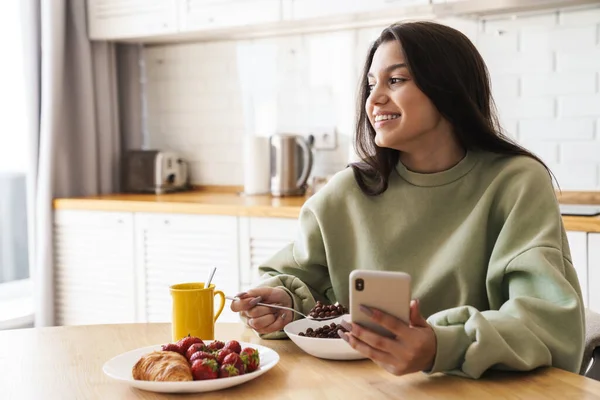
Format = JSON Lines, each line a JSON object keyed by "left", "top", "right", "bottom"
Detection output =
{"left": 374, "top": 133, "right": 391, "bottom": 148}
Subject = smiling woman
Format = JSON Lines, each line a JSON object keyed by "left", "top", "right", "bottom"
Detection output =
{"left": 230, "top": 20, "right": 585, "bottom": 381}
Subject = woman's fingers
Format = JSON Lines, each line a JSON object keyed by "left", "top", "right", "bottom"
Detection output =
{"left": 230, "top": 296, "right": 262, "bottom": 312}
{"left": 250, "top": 311, "right": 287, "bottom": 334}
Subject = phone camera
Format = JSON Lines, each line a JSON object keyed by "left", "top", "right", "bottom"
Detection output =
{"left": 355, "top": 278, "right": 364, "bottom": 291}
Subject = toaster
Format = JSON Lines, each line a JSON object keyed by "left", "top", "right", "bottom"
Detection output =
{"left": 123, "top": 150, "right": 190, "bottom": 194}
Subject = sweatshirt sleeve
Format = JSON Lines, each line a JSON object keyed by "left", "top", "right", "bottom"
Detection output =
{"left": 426, "top": 160, "right": 585, "bottom": 378}
{"left": 249, "top": 203, "right": 334, "bottom": 339}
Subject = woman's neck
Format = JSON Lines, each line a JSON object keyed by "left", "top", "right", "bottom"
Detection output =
{"left": 400, "top": 135, "right": 466, "bottom": 174}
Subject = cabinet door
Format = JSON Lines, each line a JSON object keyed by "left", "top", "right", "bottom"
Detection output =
{"left": 288, "top": 0, "right": 429, "bottom": 20}
{"left": 180, "top": 0, "right": 281, "bottom": 31}
{"left": 135, "top": 213, "right": 240, "bottom": 323}
{"left": 588, "top": 233, "right": 600, "bottom": 313}
{"left": 239, "top": 217, "right": 298, "bottom": 290}
{"left": 87, "top": 0, "right": 179, "bottom": 40}
{"left": 54, "top": 210, "right": 136, "bottom": 325}
{"left": 566, "top": 231, "right": 588, "bottom": 308}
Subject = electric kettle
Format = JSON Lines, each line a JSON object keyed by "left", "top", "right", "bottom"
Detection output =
{"left": 270, "top": 133, "right": 313, "bottom": 197}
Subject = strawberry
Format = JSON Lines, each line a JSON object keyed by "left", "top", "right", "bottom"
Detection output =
{"left": 240, "top": 347, "right": 260, "bottom": 372}
{"left": 223, "top": 353, "right": 245, "bottom": 375}
{"left": 191, "top": 359, "right": 218, "bottom": 380}
{"left": 176, "top": 335, "right": 204, "bottom": 355}
{"left": 223, "top": 340, "right": 242, "bottom": 354}
{"left": 161, "top": 343, "right": 183, "bottom": 355}
{"left": 219, "top": 363, "right": 240, "bottom": 378}
{"left": 189, "top": 350, "right": 216, "bottom": 364}
{"left": 185, "top": 343, "right": 206, "bottom": 361}
{"left": 207, "top": 340, "right": 225, "bottom": 352}
{"left": 215, "top": 348, "right": 234, "bottom": 365}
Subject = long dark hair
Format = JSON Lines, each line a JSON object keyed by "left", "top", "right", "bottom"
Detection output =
{"left": 351, "top": 21, "right": 554, "bottom": 196}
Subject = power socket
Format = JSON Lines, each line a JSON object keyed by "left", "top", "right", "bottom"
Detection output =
{"left": 310, "top": 127, "right": 337, "bottom": 150}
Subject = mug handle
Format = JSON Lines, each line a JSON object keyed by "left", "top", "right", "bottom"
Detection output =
{"left": 213, "top": 290, "right": 226, "bottom": 322}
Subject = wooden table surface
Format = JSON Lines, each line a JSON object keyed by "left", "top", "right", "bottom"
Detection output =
{"left": 2, "top": 323, "right": 600, "bottom": 399}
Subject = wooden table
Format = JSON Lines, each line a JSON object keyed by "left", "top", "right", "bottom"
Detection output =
{"left": 2, "top": 323, "right": 600, "bottom": 399}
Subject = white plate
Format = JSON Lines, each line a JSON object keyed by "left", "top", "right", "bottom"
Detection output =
{"left": 103, "top": 341, "right": 279, "bottom": 394}
{"left": 284, "top": 315, "right": 367, "bottom": 361}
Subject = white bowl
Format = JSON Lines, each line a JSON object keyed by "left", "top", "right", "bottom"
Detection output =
{"left": 283, "top": 315, "right": 367, "bottom": 361}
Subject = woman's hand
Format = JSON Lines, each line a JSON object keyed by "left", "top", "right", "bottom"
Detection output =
{"left": 230, "top": 288, "right": 293, "bottom": 334}
{"left": 339, "top": 299, "right": 437, "bottom": 376}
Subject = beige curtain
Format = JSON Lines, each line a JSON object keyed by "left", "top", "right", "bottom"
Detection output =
{"left": 23, "top": 0, "right": 142, "bottom": 326}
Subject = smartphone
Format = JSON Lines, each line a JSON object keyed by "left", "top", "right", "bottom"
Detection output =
{"left": 349, "top": 270, "right": 411, "bottom": 338}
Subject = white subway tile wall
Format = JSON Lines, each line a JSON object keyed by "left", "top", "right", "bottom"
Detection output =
{"left": 144, "top": 6, "right": 600, "bottom": 189}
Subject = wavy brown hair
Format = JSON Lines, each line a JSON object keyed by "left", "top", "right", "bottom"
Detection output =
{"left": 351, "top": 21, "right": 554, "bottom": 196}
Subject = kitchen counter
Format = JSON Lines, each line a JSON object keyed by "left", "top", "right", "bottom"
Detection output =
{"left": 53, "top": 188, "right": 600, "bottom": 232}
{"left": 53, "top": 188, "right": 306, "bottom": 219}
{"left": 3, "top": 322, "right": 599, "bottom": 399}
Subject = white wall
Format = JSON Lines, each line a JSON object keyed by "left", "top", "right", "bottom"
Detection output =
{"left": 143, "top": 5, "right": 600, "bottom": 190}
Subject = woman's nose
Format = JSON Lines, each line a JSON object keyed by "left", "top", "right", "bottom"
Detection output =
{"left": 368, "top": 85, "right": 388, "bottom": 106}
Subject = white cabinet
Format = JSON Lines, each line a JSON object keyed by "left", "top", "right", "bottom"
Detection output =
{"left": 87, "top": 0, "right": 179, "bottom": 40}
{"left": 53, "top": 210, "right": 136, "bottom": 325}
{"left": 238, "top": 217, "right": 298, "bottom": 291}
{"left": 286, "top": 0, "right": 430, "bottom": 20}
{"left": 134, "top": 213, "right": 240, "bottom": 323}
{"left": 180, "top": 0, "right": 282, "bottom": 31}
{"left": 588, "top": 233, "right": 600, "bottom": 313}
{"left": 567, "top": 231, "right": 589, "bottom": 307}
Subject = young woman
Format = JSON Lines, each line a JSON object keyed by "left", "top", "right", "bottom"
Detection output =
{"left": 231, "top": 21, "right": 584, "bottom": 379}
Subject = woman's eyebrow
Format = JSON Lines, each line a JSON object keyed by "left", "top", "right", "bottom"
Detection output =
{"left": 367, "top": 63, "right": 407, "bottom": 78}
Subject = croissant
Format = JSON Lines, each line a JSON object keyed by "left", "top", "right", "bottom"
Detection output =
{"left": 132, "top": 351, "right": 193, "bottom": 382}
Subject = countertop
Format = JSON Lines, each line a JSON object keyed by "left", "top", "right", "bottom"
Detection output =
{"left": 53, "top": 188, "right": 306, "bottom": 219}
{"left": 3, "top": 322, "right": 599, "bottom": 399}
{"left": 53, "top": 187, "right": 600, "bottom": 232}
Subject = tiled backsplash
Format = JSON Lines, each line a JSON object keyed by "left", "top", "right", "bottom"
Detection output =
{"left": 144, "top": 5, "right": 600, "bottom": 190}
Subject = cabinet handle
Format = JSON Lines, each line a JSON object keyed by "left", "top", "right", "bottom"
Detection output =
{"left": 164, "top": 220, "right": 170, "bottom": 225}
{"left": 117, "top": 219, "right": 124, "bottom": 224}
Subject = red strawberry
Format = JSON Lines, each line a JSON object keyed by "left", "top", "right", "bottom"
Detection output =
{"left": 189, "top": 350, "right": 216, "bottom": 364}
{"left": 215, "top": 348, "right": 234, "bottom": 365}
{"left": 176, "top": 335, "right": 204, "bottom": 355}
{"left": 223, "top": 340, "right": 242, "bottom": 354}
{"left": 223, "top": 353, "right": 245, "bottom": 375}
{"left": 191, "top": 359, "right": 218, "bottom": 380}
{"left": 185, "top": 343, "right": 206, "bottom": 361}
{"left": 161, "top": 343, "right": 183, "bottom": 355}
{"left": 240, "top": 347, "right": 260, "bottom": 372}
{"left": 207, "top": 340, "right": 225, "bottom": 352}
{"left": 219, "top": 363, "right": 240, "bottom": 378}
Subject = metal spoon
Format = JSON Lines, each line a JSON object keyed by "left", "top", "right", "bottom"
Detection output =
{"left": 205, "top": 267, "right": 216, "bottom": 289}
{"left": 225, "top": 296, "right": 341, "bottom": 321}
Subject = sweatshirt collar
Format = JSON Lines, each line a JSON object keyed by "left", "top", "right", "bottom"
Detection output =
{"left": 395, "top": 150, "right": 479, "bottom": 187}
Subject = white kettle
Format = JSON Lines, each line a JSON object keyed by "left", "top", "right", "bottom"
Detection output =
{"left": 269, "top": 134, "right": 313, "bottom": 197}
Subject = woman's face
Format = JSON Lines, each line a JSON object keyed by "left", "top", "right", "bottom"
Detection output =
{"left": 365, "top": 40, "right": 446, "bottom": 151}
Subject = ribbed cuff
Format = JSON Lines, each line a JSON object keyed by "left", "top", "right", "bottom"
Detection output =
{"left": 426, "top": 324, "right": 472, "bottom": 374}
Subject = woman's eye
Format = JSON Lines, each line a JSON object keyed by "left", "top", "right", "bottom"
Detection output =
{"left": 390, "top": 77, "right": 406, "bottom": 84}
{"left": 367, "top": 83, "right": 375, "bottom": 92}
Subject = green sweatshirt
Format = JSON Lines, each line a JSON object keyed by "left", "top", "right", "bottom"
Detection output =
{"left": 254, "top": 150, "right": 584, "bottom": 378}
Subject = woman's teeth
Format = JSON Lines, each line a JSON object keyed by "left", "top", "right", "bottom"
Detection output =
{"left": 374, "top": 114, "right": 400, "bottom": 122}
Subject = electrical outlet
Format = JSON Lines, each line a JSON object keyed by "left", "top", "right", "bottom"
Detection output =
{"left": 310, "top": 127, "right": 337, "bottom": 150}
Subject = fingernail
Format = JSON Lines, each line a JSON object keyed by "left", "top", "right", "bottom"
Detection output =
{"left": 360, "top": 305, "right": 373, "bottom": 316}
{"left": 248, "top": 296, "right": 262, "bottom": 306}
{"left": 338, "top": 330, "right": 349, "bottom": 342}
{"left": 235, "top": 292, "right": 248, "bottom": 298}
{"left": 340, "top": 319, "right": 352, "bottom": 332}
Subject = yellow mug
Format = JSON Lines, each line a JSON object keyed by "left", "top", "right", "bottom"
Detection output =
{"left": 169, "top": 282, "right": 225, "bottom": 342}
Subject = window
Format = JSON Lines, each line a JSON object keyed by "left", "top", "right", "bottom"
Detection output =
{"left": 0, "top": 0, "right": 33, "bottom": 329}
